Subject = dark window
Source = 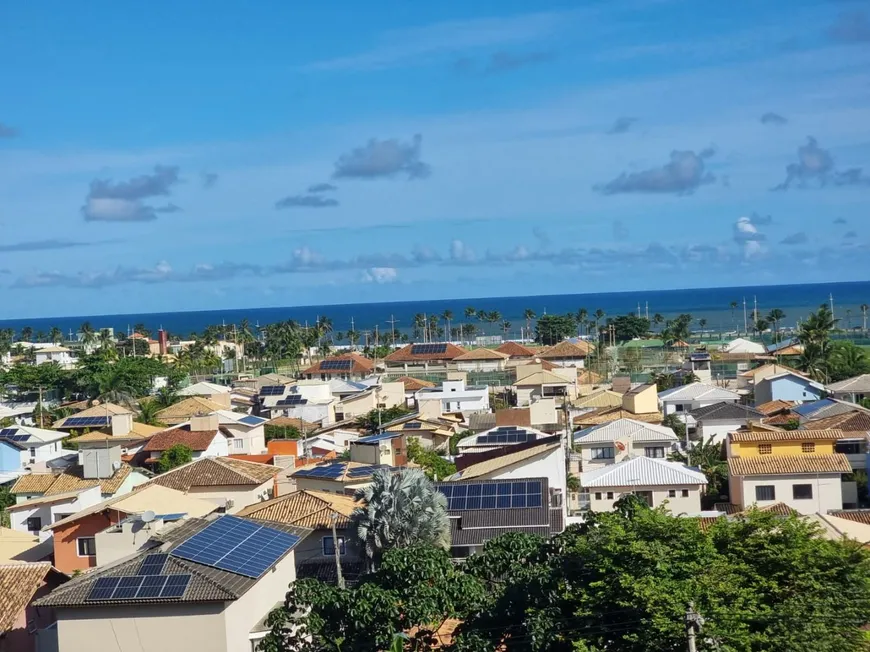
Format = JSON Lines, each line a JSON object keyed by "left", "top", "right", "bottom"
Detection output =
{"left": 793, "top": 484, "right": 813, "bottom": 500}
{"left": 755, "top": 485, "right": 775, "bottom": 501}
{"left": 674, "top": 404, "right": 684, "bottom": 412}
{"left": 322, "top": 536, "right": 346, "bottom": 556}
{"left": 681, "top": 489, "right": 689, "bottom": 498}
{"left": 668, "top": 489, "right": 676, "bottom": 498}
{"left": 801, "top": 442, "right": 815, "bottom": 453}
{"left": 77, "top": 537, "right": 96, "bottom": 556}
{"left": 758, "top": 444, "right": 772, "bottom": 455}
{"left": 645, "top": 447, "right": 665, "bottom": 458}
{"left": 606, "top": 492, "right": 614, "bottom": 500}
{"left": 594, "top": 492, "right": 602, "bottom": 500}
{"left": 26, "top": 517, "right": 41, "bottom": 532}
{"left": 836, "top": 442, "right": 862, "bottom": 455}
{"left": 590, "top": 446, "right": 615, "bottom": 460}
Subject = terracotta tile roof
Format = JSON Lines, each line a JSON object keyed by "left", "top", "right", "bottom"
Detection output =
{"left": 760, "top": 413, "right": 796, "bottom": 425}
{"left": 69, "top": 421, "right": 163, "bottom": 443}
{"left": 146, "top": 456, "right": 280, "bottom": 491}
{"left": 155, "top": 396, "right": 225, "bottom": 422}
{"left": 574, "top": 407, "right": 663, "bottom": 426}
{"left": 0, "top": 563, "right": 58, "bottom": 631}
{"left": 266, "top": 417, "right": 320, "bottom": 433}
{"left": 142, "top": 428, "right": 221, "bottom": 452}
{"left": 828, "top": 510, "right": 870, "bottom": 526}
{"left": 494, "top": 408, "right": 532, "bottom": 428}
{"left": 383, "top": 343, "right": 467, "bottom": 362}
{"left": 755, "top": 400, "right": 796, "bottom": 416}
{"left": 538, "top": 340, "right": 591, "bottom": 359}
{"left": 728, "top": 454, "right": 852, "bottom": 476}
{"left": 803, "top": 411, "right": 870, "bottom": 433}
{"left": 453, "top": 348, "right": 509, "bottom": 361}
{"left": 237, "top": 490, "right": 358, "bottom": 528}
{"left": 10, "top": 464, "right": 133, "bottom": 496}
{"left": 730, "top": 429, "right": 844, "bottom": 443}
{"left": 301, "top": 353, "right": 374, "bottom": 376}
{"left": 396, "top": 376, "right": 436, "bottom": 392}
{"left": 54, "top": 402, "right": 133, "bottom": 428}
{"left": 495, "top": 341, "right": 537, "bottom": 358}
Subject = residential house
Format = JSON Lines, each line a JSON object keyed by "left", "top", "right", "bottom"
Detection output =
{"left": 791, "top": 397, "right": 857, "bottom": 421}
{"left": 800, "top": 409, "right": 870, "bottom": 480}
{"left": 396, "top": 376, "right": 436, "bottom": 408}
{"left": 754, "top": 372, "right": 825, "bottom": 405}
{"left": 472, "top": 400, "right": 561, "bottom": 435}
{"left": 455, "top": 425, "right": 550, "bottom": 455}
{"left": 382, "top": 342, "right": 467, "bottom": 372}
{"left": 8, "top": 463, "right": 146, "bottom": 542}
{"left": 657, "top": 383, "right": 741, "bottom": 426}
{"left": 537, "top": 340, "right": 591, "bottom": 368}
{"left": 35, "top": 513, "right": 309, "bottom": 652}
{"left": 129, "top": 331, "right": 161, "bottom": 356}
{"left": 737, "top": 363, "right": 808, "bottom": 391}
{"left": 145, "top": 456, "right": 281, "bottom": 513}
{"left": 53, "top": 402, "right": 134, "bottom": 434}
{"left": 415, "top": 378, "right": 490, "bottom": 418}
{"left": 682, "top": 351, "right": 713, "bottom": 383}
{"left": 258, "top": 383, "right": 336, "bottom": 425}
{"left": 333, "top": 380, "right": 404, "bottom": 421}
{"left": 722, "top": 338, "right": 766, "bottom": 355}
{"left": 176, "top": 381, "right": 232, "bottom": 408}
{"left": 43, "top": 485, "right": 217, "bottom": 574}
{"left": 68, "top": 413, "right": 162, "bottom": 464}
{"left": 827, "top": 374, "right": 870, "bottom": 404}
{"left": 513, "top": 365, "right": 578, "bottom": 407}
{"left": 300, "top": 353, "right": 374, "bottom": 381}
{"left": 451, "top": 348, "right": 509, "bottom": 372}
{"left": 573, "top": 419, "right": 680, "bottom": 472}
{"left": 0, "top": 562, "right": 68, "bottom": 652}
{"left": 754, "top": 400, "right": 797, "bottom": 419}
{"left": 0, "top": 424, "right": 69, "bottom": 473}
{"left": 579, "top": 456, "right": 707, "bottom": 513}
{"left": 291, "top": 461, "right": 395, "bottom": 495}
{"left": 33, "top": 345, "right": 75, "bottom": 368}
{"left": 381, "top": 412, "right": 457, "bottom": 451}
{"left": 233, "top": 372, "right": 295, "bottom": 392}
{"left": 141, "top": 416, "right": 231, "bottom": 467}
{"left": 155, "top": 396, "right": 227, "bottom": 426}
{"left": 349, "top": 433, "right": 408, "bottom": 467}
{"left": 727, "top": 428, "right": 852, "bottom": 513}
{"left": 574, "top": 389, "right": 624, "bottom": 410}
{"left": 237, "top": 490, "right": 364, "bottom": 585}
{"left": 265, "top": 416, "right": 319, "bottom": 437}
{"left": 435, "top": 477, "right": 564, "bottom": 559}
{"left": 766, "top": 339, "right": 804, "bottom": 357}
{"left": 573, "top": 385, "right": 663, "bottom": 429}
{"left": 494, "top": 341, "right": 538, "bottom": 365}
{"left": 622, "top": 383, "right": 659, "bottom": 414}
{"left": 214, "top": 411, "right": 268, "bottom": 455}
{"left": 689, "top": 402, "right": 766, "bottom": 444}
{"left": 0, "top": 527, "right": 47, "bottom": 563}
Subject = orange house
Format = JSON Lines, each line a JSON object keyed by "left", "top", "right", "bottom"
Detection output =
{"left": 51, "top": 511, "right": 123, "bottom": 574}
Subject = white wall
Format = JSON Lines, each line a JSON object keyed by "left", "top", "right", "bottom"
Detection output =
{"left": 577, "top": 441, "right": 676, "bottom": 472}
{"left": 696, "top": 419, "right": 744, "bottom": 445}
{"left": 187, "top": 482, "right": 273, "bottom": 513}
{"left": 734, "top": 473, "right": 843, "bottom": 515}
{"left": 201, "top": 433, "right": 230, "bottom": 458}
{"left": 587, "top": 485, "right": 703, "bottom": 514}
{"left": 222, "top": 424, "right": 267, "bottom": 455}
{"left": 10, "top": 486, "right": 103, "bottom": 542}
{"left": 661, "top": 397, "right": 738, "bottom": 416}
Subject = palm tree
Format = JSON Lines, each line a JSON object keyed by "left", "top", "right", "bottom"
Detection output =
{"left": 576, "top": 308, "right": 588, "bottom": 336}
{"left": 767, "top": 308, "right": 786, "bottom": 343}
{"left": 49, "top": 327, "right": 63, "bottom": 345}
{"left": 154, "top": 386, "right": 180, "bottom": 409}
{"left": 594, "top": 309, "right": 606, "bottom": 332}
{"left": 730, "top": 301, "right": 738, "bottom": 333}
{"left": 698, "top": 318, "right": 708, "bottom": 331}
{"left": 861, "top": 304, "right": 869, "bottom": 334}
{"left": 136, "top": 399, "right": 163, "bottom": 426}
{"left": 669, "top": 437, "right": 727, "bottom": 507}
{"left": 133, "top": 323, "right": 151, "bottom": 338}
{"left": 846, "top": 309, "right": 853, "bottom": 331}
{"left": 464, "top": 306, "right": 476, "bottom": 321}
{"left": 350, "top": 468, "right": 450, "bottom": 571}
{"left": 523, "top": 309, "right": 536, "bottom": 341}
{"left": 19, "top": 326, "right": 33, "bottom": 342}
{"left": 754, "top": 318, "right": 770, "bottom": 338}
{"left": 502, "top": 320, "right": 512, "bottom": 337}
{"left": 441, "top": 310, "right": 453, "bottom": 342}
{"left": 79, "top": 322, "right": 97, "bottom": 350}
{"left": 412, "top": 313, "right": 426, "bottom": 342}
{"left": 489, "top": 311, "right": 502, "bottom": 337}
{"left": 652, "top": 314, "right": 664, "bottom": 333}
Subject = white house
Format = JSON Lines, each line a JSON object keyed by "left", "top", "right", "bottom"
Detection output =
{"left": 414, "top": 379, "right": 490, "bottom": 417}
{"left": 828, "top": 374, "right": 870, "bottom": 404}
{"left": 455, "top": 425, "right": 550, "bottom": 455}
{"left": 260, "top": 383, "right": 336, "bottom": 425}
{"left": 214, "top": 410, "right": 268, "bottom": 455}
{"left": 657, "top": 383, "right": 741, "bottom": 427}
{"left": 689, "top": 402, "right": 766, "bottom": 444}
{"left": 451, "top": 348, "right": 510, "bottom": 372}
{"left": 0, "top": 424, "right": 70, "bottom": 473}
{"left": 177, "top": 381, "right": 232, "bottom": 408}
{"left": 513, "top": 366, "right": 578, "bottom": 407}
{"left": 579, "top": 456, "right": 707, "bottom": 514}
{"left": 33, "top": 345, "right": 76, "bottom": 368}
{"left": 8, "top": 485, "right": 103, "bottom": 542}
{"left": 572, "top": 419, "right": 679, "bottom": 472}
{"left": 722, "top": 338, "right": 766, "bottom": 355}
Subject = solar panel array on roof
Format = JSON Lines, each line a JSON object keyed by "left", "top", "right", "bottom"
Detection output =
{"left": 153, "top": 513, "right": 187, "bottom": 522}
{"left": 64, "top": 416, "right": 109, "bottom": 427}
{"left": 85, "top": 574, "right": 191, "bottom": 602}
{"left": 320, "top": 359, "right": 353, "bottom": 371}
{"left": 170, "top": 515, "right": 300, "bottom": 579}
{"left": 294, "top": 462, "right": 347, "bottom": 479}
{"left": 439, "top": 480, "right": 543, "bottom": 510}
{"left": 0, "top": 428, "right": 28, "bottom": 442}
{"left": 238, "top": 415, "right": 267, "bottom": 426}
{"left": 138, "top": 554, "right": 168, "bottom": 576}
{"left": 356, "top": 432, "right": 400, "bottom": 443}
{"left": 410, "top": 343, "right": 448, "bottom": 355}
{"left": 476, "top": 426, "right": 534, "bottom": 445}
{"left": 259, "top": 385, "right": 286, "bottom": 396}
{"left": 276, "top": 395, "right": 307, "bottom": 406}
{"left": 403, "top": 422, "right": 422, "bottom": 429}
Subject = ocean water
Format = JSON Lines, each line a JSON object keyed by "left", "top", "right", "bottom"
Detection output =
{"left": 2, "top": 281, "right": 869, "bottom": 339}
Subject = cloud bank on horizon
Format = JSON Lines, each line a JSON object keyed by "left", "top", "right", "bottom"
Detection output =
{"left": 1, "top": 0, "right": 870, "bottom": 318}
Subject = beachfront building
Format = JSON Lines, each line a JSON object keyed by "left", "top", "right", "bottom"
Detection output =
{"left": 451, "top": 348, "right": 510, "bottom": 372}
{"left": 301, "top": 352, "right": 375, "bottom": 381}
{"left": 33, "top": 345, "right": 76, "bottom": 368}
{"left": 537, "top": 341, "right": 591, "bottom": 368}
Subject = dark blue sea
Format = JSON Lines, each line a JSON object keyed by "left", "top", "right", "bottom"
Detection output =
{"left": 1, "top": 281, "right": 869, "bottom": 339}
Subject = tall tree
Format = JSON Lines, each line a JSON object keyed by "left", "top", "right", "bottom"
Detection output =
{"left": 669, "top": 437, "right": 728, "bottom": 507}
{"left": 861, "top": 303, "right": 869, "bottom": 334}
{"left": 797, "top": 304, "right": 838, "bottom": 382}
{"left": 730, "top": 300, "right": 738, "bottom": 333}
{"left": 350, "top": 468, "right": 450, "bottom": 571}
{"left": 534, "top": 314, "right": 576, "bottom": 346}
{"left": 19, "top": 326, "right": 33, "bottom": 342}
{"left": 767, "top": 308, "right": 786, "bottom": 343}
{"left": 79, "top": 322, "right": 97, "bottom": 349}
{"left": 523, "top": 308, "right": 536, "bottom": 340}
{"left": 441, "top": 310, "right": 453, "bottom": 342}
{"left": 49, "top": 327, "right": 63, "bottom": 345}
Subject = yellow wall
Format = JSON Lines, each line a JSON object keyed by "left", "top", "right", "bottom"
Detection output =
{"left": 623, "top": 385, "right": 658, "bottom": 414}
{"left": 732, "top": 439, "right": 834, "bottom": 457}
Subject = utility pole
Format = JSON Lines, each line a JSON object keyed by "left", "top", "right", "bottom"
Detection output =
{"left": 743, "top": 297, "right": 747, "bottom": 335}
{"left": 37, "top": 385, "right": 44, "bottom": 428}
{"left": 386, "top": 315, "right": 399, "bottom": 346}
{"left": 686, "top": 603, "right": 702, "bottom": 652}
{"left": 330, "top": 513, "right": 345, "bottom": 589}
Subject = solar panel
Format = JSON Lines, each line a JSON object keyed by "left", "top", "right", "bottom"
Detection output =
{"left": 154, "top": 513, "right": 187, "bottom": 522}
{"left": 276, "top": 395, "right": 307, "bottom": 406}
{"left": 87, "top": 577, "right": 121, "bottom": 601}
{"left": 347, "top": 465, "right": 377, "bottom": 478}
{"left": 161, "top": 575, "right": 191, "bottom": 598}
{"left": 0, "top": 428, "right": 18, "bottom": 438}
{"left": 403, "top": 422, "right": 422, "bottom": 429}
{"left": 410, "top": 343, "right": 448, "bottom": 355}
{"left": 259, "top": 385, "right": 286, "bottom": 396}
{"left": 477, "top": 430, "right": 532, "bottom": 445}
{"left": 85, "top": 573, "right": 193, "bottom": 602}
{"left": 170, "top": 515, "right": 301, "bottom": 579}
{"left": 138, "top": 554, "right": 169, "bottom": 575}
{"left": 137, "top": 575, "right": 169, "bottom": 598}
{"left": 321, "top": 359, "right": 352, "bottom": 371}
{"left": 239, "top": 415, "right": 266, "bottom": 426}
{"left": 113, "top": 576, "right": 146, "bottom": 599}
{"left": 439, "top": 481, "right": 543, "bottom": 511}
{"left": 64, "top": 416, "right": 109, "bottom": 427}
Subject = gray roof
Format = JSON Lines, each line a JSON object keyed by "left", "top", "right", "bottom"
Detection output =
{"left": 574, "top": 418, "right": 678, "bottom": 444}
{"left": 690, "top": 402, "right": 765, "bottom": 421}
{"left": 467, "top": 412, "right": 497, "bottom": 433}
{"left": 658, "top": 383, "right": 740, "bottom": 402}
{"left": 35, "top": 516, "right": 309, "bottom": 608}
{"left": 828, "top": 374, "right": 870, "bottom": 393}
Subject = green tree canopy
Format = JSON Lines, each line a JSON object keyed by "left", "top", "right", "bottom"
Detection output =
{"left": 354, "top": 406, "right": 411, "bottom": 434}
{"left": 609, "top": 314, "right": 651, "bottom": 343}
{"left": 157, "top": 444, "right": 193, "bottom": 473}
{"left": 406, "top": 437, "right": 456, "bottom": 481}
{"left": 534, "top": 314, "right": 577, "bottom": 346}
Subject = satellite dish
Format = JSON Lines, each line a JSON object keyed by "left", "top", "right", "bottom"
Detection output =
{"left": 141, "top": 510, "right": 156, "bottom": 523}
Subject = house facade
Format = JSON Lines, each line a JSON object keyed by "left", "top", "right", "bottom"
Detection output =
{"left": 0, "top": 562, "right": 68, "bottom": 652}
{"left": 0, "top": 424, "right": 69, "bottom": 472}
{"left": 573, "top": 419, "right": 679, "bottom": 472}
{"left": 657, "top": 383, "right": 741, "bottom": 421}
{"left": 414, "top": 379, "right": 489, "bottom": 416}
{"left": 689, "top": 402, "right": 766, "bottom": 444}
{"left": 828, "top": 374, "right": 870, "bottom": 404}
{"left": 754, "top": 372, "right": 825, "bottom": 405}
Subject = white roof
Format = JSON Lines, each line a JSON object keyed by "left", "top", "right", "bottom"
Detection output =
{"left": 213, "top": 410, "right": 267, "bottom": 427}
{"left": 574, "top": 418, "right": 678, "bottom": 444}
{"left": 828, "top": 374, "right": 870, "bottom": 393}
{"left": 658, "top": 383, "right": 740, "bottom": 402}
{"left": 177, "top": 381, "right": 231, "bottom": 396}
{"left": 34, "top": 346, "right": 71, "bottom": 354}
{"left": 580, "top": 456, "right": 707, "bottom": 488}
{"left": 328, "top": 379, "right": 370, "bottom": 395}
{"left": 0, "top": 425, "right": 67, "bottom": 445}
{"left": 722, "top": 338, "right": 766, "bottom": 354}
{"left": 760, "top": 372, "right": 824, "bottom": 390}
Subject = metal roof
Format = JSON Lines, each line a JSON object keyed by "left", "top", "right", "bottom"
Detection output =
{"left": 580, "top": 457, "right": 707, "bottom": 488}
{"left": 689, "top": 402, "right": 766, "bottom": 421}
{"left": 657, "top": 383, "right": 740, "bottom": 401}
{"left": 828, "top": 374, "right": 870, "bottom": 393}
{"left": 574, "top": 418, "right": 679, "bottom": 444}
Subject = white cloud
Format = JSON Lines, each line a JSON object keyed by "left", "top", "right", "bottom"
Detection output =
{"left": 361, "top": 267, "right": 398, "bottom": 284}
{"left": 450, "top": 239, "right": 475, "bottom": 263}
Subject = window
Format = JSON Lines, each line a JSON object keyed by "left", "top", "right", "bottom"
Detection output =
{"left": 681, "top": 489, "right": 689, "bottom": 498}
{"left": 836, "top": 441, "right": 863, "bottom": 455}
{"left": 801, "top": 442, "right": 815, "bottom": 453}
{"left": 606, "top": 492, "right": 614, "bottom": 500}
{"left": 55, "top": 513, "right": 73, "bottom": 522}
{"left": 590, "top": 446, "right": 615, "bottom": 460}
{"left": 29, "top": 447, "right": 36, "bottom": 458}
{"left": 594, "top": 492, "right": 602, "bottom": 500}
{"left": 26, "top": 517, "right": 41, "bottom": 532}
{"left": 77, "top": 537, "right": 96, "bottom": 556}
{"left": 793, "top": 484, "right": 813, "bottom": 500}
{"left": 645, "top": 447, "right": 665, "bottom": 459}
{"left": 322, "top": 536, "right": 346, "bottom": 556}
{"left": 233, "top": 438, "right": 244, "bottom": 450}
{"left": 758, "top": 444, "right": 772, "bottom": 455}
{"left": 668, "top": 489, "right": 676, "bottom": 498}
{"left": 755, "top": 486, "right": 775, "bottom": 501}
{"left": 674, "top": 404, "right": 685, "bottom": 412}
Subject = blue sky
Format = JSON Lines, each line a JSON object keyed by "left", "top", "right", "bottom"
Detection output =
{"left": 1, "top": 0, "right": 870, "bottom": 319}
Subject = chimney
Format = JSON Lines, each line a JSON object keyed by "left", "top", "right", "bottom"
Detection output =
{"left": 111, "top": 413, "right": 133, "bottom": 437}
{"left": 158, "top": 329, "right": 168, "bottom": 356}
{"left": 190, "top": 414, "right": 219, "bottom": 432}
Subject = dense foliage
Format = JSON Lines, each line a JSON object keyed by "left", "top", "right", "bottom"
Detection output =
{"left": 406, "top": 438, "right": 456, "bottom": 481}
{"left": 354, "top": 406, "right": 412, "bottom": 434}
{"left": 534, "top": 314, "right": 578, "bottom": 346}
{"left": 265, "top": 424, "right": 303, "bottom": 441}
{"left": 157, "top": 443, "right": 193, "bottom": 473}
{"left": 266, "top": 502, "right": 870, "bottom": 652}
{"left": 607, "top": 314, "right": 651, "bottom": 343}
